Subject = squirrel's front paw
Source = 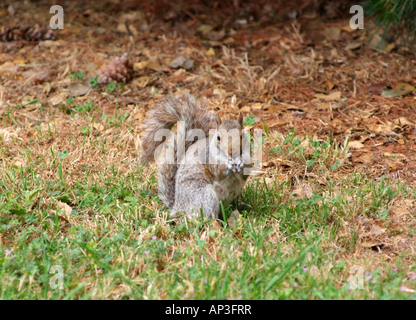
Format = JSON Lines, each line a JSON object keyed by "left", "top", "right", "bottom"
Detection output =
{"left": 230, "top": 157, "right": 243, "bottom": 173}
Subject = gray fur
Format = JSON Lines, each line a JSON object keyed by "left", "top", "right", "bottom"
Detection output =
{"left": 142, "top": 94, "right": 216, "bottom": 210}
{"left": 142, "top": 94, "right": 248, "bottom": 218}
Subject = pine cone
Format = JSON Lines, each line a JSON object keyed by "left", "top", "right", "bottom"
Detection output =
{"left": 0, "top": 25, "right": 56, "bottom": 42}
{"left": 0, "top": 26, "right": 23, "bottom": 41}
{"left": 23, "top": 25, "right": 55, "bottom": 41}
{"left": 97, "top": 53, "right": 133, "bottom": 84}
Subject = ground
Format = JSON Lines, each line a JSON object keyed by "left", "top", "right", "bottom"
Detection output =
{"left": 0, "top": 0, "right": 415, "bottom": 299}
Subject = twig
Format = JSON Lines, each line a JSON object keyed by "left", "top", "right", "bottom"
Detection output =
{"left": 234, "top": 95, "right": 264, "bottom": 103}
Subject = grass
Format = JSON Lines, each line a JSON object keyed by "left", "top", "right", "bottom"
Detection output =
{"left": 1, "top": 102, "right": 415, "bottom": 300}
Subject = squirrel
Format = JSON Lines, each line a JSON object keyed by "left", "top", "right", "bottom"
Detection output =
{"left": 142, "top": 94, "right": 250, "bottom": 219}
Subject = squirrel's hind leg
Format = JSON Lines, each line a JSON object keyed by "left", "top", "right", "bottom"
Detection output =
{"left": 172, "top": 182, "right": 219, "bottom": 219}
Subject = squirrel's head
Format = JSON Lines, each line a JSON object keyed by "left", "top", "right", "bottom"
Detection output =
{"left": 212, "top": 113, "right": 248, "bottom": 160}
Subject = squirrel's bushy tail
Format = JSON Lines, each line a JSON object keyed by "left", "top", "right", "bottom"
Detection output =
{"left": 142, "top": 94, "right": 216, "bottom": 209}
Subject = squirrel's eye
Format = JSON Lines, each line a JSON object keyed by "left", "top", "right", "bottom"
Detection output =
{"left": 217, "top": 135, "right": 221, "bottom": 141}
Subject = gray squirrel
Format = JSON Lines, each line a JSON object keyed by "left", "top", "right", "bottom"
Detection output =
{"left": 142, "top": 94, "right": 250, "bottom": 218}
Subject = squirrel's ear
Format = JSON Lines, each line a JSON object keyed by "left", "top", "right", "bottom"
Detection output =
{"left": 238, "top": 112, "right": 243, "bottom": 127}
{"left": 216, "top": 114, "right": 222, "bottom": 126}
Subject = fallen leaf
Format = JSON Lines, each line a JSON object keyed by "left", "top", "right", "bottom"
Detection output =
{"left": 169, "top": 55, "right": 194, "bottom": 70}
{"left": 213, "top": 88, "right": 226, "bottom": 97}
{"left": 313, "top": 91, "right": 342, "bottom": 102}
{"left": 348, "top": 141, "right": 365, "bottom": 149}
{"left": 117, "top": 23, "right": 138, "bottom": 36}
{"left": 0, "top": 61, "right": 18, "bottom": 73}
{"left": 131, "top": 76, "right": 150, "bottom": 88}
{"left": 384, "top": 152, "right": 407, "bottom": 160}
{"left": 356, "top": 153, "right": 373, "bottom": 164}
{"left": 366, "top": 123, "right": 393, "bottom": 134}
{"left": 23, "top": 68, "right": 55, "bottom": 84}
{"left": 251, "top": 102, "right": 263, "bottom": 110}
{"left": 133, "top": 60, "right": 149, "bottom": 71}
{"left": 370, "top": 225, "right": 386, "bottom": 237}
{"left": 197, "top": 24, "right": 213, "bottom": 35}
{"left": 382, "top": 83, "right": 414, "bottom": 98}
{"left": 12, "top": 160, "right": 24, "bottom": 168}
{"left": 345, "top": 41, "right": 361, "bottom": 50}
{"left": 393, "top": 117, "right": 414, "bottom": 127}
{"left": 134, "top": 111, "right": 145, "bottom": 120}
{"left": 205, "top": 47, "right": 215, "bottom": 57}
{"left": 228, "top": 209, "right": 241, "bottom": 227}
{"left": 207, "top": 29, "right": 226, "bottom": 41}
{"left": 323, "top": 27, "right": 341, "bottom": 41}
{"left": 223, "top": 37, "right": 235, "bottom": 44}
{"left": 92, "top": 123, "right": 104, "bottom": 131}
{"left": 147, "top": 59, "right": 168, "bottom": 72}
{"left": 309, "top": 265, "right": 321, "bottom": 278}
{"left": 368, "top": 33, "right": 390, "bottom": 51}
{"left": 65, "top": 83, "right": 90, "bottom": 97}
{"left": 56, "top": 201, "right": 72, "bottom": 221}
{"left": 293, "top": 184, "right": 313, "bottom": 199}
{"left": 49, "top": 92, "right": 68, "bottom": 106}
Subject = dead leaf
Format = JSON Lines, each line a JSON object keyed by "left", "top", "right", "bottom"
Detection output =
{"left": 92, "top": 123, "right": 104, "bottom": 131}
{"left": 345, "top": 41, "right": 361, "bottom": 50}
{"left": 23, "top": 68, "right": 55, "bottom": 84}
{"left": 117, "top": 23, "right": 138, "bottom": 36}
{"left": 323, "top": 27, "right": 341, "bottom": 41}
{"left": 384, "top": 152, "right": 407, "bottom": 160}
{"left": 0, "top": 61, "right": 18, "bottom": 73}
{"left": 384, "top": 152, "right": 407, "bottom": 170}
{"left": 370, "top": 225, "right": 386, "bottom": 237}
{"left": 309, "top": 265, "right": 321, "bottom": 278}
{"left": 49, "top": 92, "right": 68, "bottom": 106}
{"left": 223, "top": 37, "right": 235, "bottom": 44}
{"left": 240, "top": 106, "right": 251, "bottom": 112}
{"left": 205, "top": 47, "right": 215, "bottom": 57}
{"left": 348, "top": 141, "right": 365, "bottom": 149}
{"left": 134, "top": 111, "right": 145, "bottom": 120}
{"left": 366, "top": 123, "right": 393, "bottom": 134}
{"left": 382, "top": 83, "right": 414, "bottom": 98}
{"left": 368, "top": 33, "right": 391, "bottom": 51}
{"left": 147, "top": 59, "right": 168, "bottom": 72}
{"left": 213, "top": 88, "right": 226, "bottom": 97}
{"left": 56, "top": 201, "right": 72, "bottom": 221}
{"left": 197, "top": 24, "right": 213, "bottom": 35}
{"left": 133, "top": 60, "right": 149, "bottom": 71}
{"left": 43, "top": 83, "right": 52, "bottom": 95}
{"left": 228, "top": 210, "right": 241, "bottom": 227}
{"left": 207, "top": 29, "right": 226, "bottom": 41}
{"left": 393, "top": 117, "right": 414, "bottom": 127}
{"left": 212, "top": 220, "right": 222, "bottom": 230}
{"left": 169, "top": 56, "right": 194, "bottom": 70}
{"left": 356, "top": 153, "right": 373, "bottom": 164}
{"left": 65, "top": 83, "right": 90, "bottom": 97}
{"left": 251, "top": 102, "right": 263, "bottom": 110}
{"left": 313, "top": 91, "right": 342, "bottom": 102}
{"left": 12, "top": 160, "right": 24, "bottom": 168}
{"left": 293, "top": 184, "right": 313, "bottom": 199}
{"left": 131, "top": 76, "right": 150, "bottom": 88}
